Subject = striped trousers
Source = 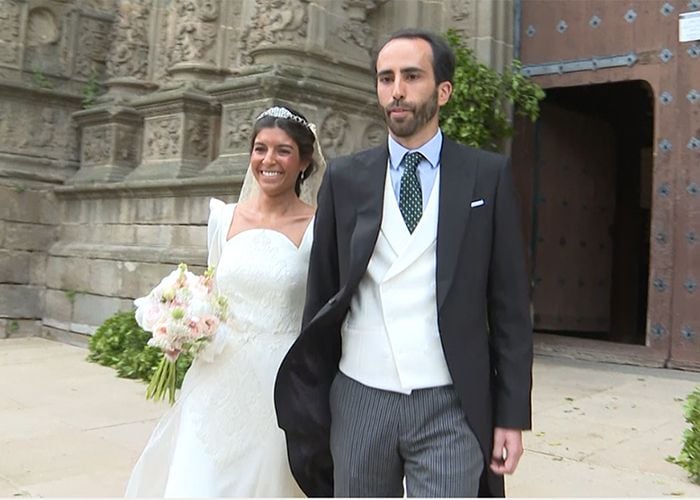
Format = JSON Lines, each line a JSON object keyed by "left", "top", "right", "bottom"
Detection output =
{"left": 329, "top": 371, "right": 483, "bottom": 497}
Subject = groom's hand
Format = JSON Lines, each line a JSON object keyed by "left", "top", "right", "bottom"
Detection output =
{"left": 489, "top": 427, "right": 523, "bottom": 475}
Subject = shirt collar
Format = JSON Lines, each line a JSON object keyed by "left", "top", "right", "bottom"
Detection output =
{"left": 388, "top": 129, "right": 443, "bottom": 171}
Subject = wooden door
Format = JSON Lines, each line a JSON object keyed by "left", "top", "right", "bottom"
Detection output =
{"left": 529, "top": 103, "right": 617, "bottom": 334}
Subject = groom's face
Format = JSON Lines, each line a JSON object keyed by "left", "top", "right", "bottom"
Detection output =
{"left": 376, "top": 37, "right": 451, "bottom": 143}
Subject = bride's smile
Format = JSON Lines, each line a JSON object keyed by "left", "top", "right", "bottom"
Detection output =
{"left": 251, "top": 127, "right": 309, "bottom": 197}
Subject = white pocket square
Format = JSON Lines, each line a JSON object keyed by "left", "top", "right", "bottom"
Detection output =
{"left": 470, "top": 199, "right": 485, "bottom": 208}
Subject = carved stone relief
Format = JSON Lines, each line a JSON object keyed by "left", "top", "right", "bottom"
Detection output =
{"left": 58, "top": 11, "right": 73, "bottom": 70}
{"left": 153, "top": 0, "right": 221, "bottom": 78}
{"left": 320, "top": 112, "right": 351, "bottom": 157}
{"left": 144, "top": 116, "right": 181, "bottom": 160}
{"left": 75, "top": 16, "right": 112, "bottom": 79}
{"left": 0, "top": 101, "right": 76, "bottom": 159}
{"left": 71, "top": 107, "right": 141, "bottom": 182}
{"left": 185, "top": 117, "right": 211, "bottom": 158}
{"left": 321, "top": 0, "right": 388, "bottom": 64}
{"left": 115, "top": 126, "right": 139, "bottom": 164}
{"left": 0, "top": 0, "right": 21, "bottom": 65}
{"left": 227, "top": 1, "right": 243, "bottom": 68}
{"left": 23, "top": 6, "right": 69, "bottom": 78}
{"left": 153, "top": 7, "right": 170, "bottom": 81}
{"left": 171, "top": 0, "right": 219, "bottom": 66}
{"left": 63, "top": 121, "right": 80, "bottom": 161}
{"left": 30, "top": 108, "right": 59, "bottom": 149}
{"left": 447, "top": 0, "right": 472, "bottom": 36}
{"left": 337, "top": 0, "right": 388, "bottom": 54}
{"left": 0, "top": 100, "right": 20, "bottom": 151}
{"left": 82, "top": 125, "right": 111, "bottom": 165}
{"left": 448, "top": 0, "right": 470, "bottom": 21}
{"left": 362, "top": 123, "right": 386, "bottom": 149}
{"left": 337, "top": 20, "right": 376, "bottom": 53}
{"left": 223, "top": 107, "right": 264, "bottom": 152}
{"left": 80, "top": 0, "right": 118, "bottom": 11}
{"left": 107, "top": 0, "right": 151, "bottom": 80}
{"left": 240, "top": 0, "right": 309, "bottom": 63}
{"left": 27, "top": 8, "right": 60, "bottom": 47}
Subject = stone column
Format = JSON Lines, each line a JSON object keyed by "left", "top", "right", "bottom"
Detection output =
{"left": 69, "top": 0, "right": 153, "bottom": 184}
{"left": 470, "top": 0, "right": 514, "bottom": 71}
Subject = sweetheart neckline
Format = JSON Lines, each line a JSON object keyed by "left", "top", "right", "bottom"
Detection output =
{"left": 223, "top": 202, "right": 314, "bottom": 251}
{"left": 224, "top": 221, "right": 313, "bottom": 251}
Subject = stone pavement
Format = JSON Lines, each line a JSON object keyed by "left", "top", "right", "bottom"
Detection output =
{"left": 1, "top": 337, "right": 699, "bottom": 497}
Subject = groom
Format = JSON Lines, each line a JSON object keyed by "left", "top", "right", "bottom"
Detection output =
{"left": 275, "top": 28, "right": 533, "bottom": 497}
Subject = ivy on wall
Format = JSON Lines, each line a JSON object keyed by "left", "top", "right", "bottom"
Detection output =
{"left": 441, "top": 29, "right": 545, "bottom": 151}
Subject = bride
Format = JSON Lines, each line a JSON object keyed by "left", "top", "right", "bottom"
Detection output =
{"left": 125, "top": 106, "right": 325, "bottom": 497}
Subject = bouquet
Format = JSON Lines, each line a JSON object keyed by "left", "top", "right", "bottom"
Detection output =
{"left": 134, "top": 263, "right": 228, "bottom": 404}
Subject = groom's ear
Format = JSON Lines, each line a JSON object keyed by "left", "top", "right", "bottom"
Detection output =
{"left": 437, "top": 81, "right": 452, "bottom": 106}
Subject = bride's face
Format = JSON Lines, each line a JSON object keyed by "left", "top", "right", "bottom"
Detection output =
{"left": 250, "top": 126, "right": 309, "bottom": 197}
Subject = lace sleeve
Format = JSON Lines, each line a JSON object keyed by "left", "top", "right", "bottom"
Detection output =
{"left": 207, "top": 198, "right": 227, "bottom": 268}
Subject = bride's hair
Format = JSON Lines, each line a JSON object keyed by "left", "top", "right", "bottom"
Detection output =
{"left": 249, "top": 106, "right": 316, "bottom": 197}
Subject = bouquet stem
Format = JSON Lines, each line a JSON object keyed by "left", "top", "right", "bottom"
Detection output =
{"left": 146, "top": 357, "right": 177, "bottom": 405}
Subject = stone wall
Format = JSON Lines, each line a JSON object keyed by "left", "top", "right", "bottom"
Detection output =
{"left": 0, "top": 0, "right": 515, "bottom": 344}
{"left": 0, "top": 184, "right": 56, "bottom": 338}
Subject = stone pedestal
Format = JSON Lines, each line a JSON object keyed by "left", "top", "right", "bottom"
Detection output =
{"left": 70, "top": 106, "right": 143, "bottom": 183}
{"left": 0, "top": 84, "right": 81, "bottom": 185}
{"left": 127, "top": 86, "right": 220, "bottom": 180}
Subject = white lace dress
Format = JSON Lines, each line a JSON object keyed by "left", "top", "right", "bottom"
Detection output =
{"left": 125, "top": 199, "right": 310, "bottom": 497}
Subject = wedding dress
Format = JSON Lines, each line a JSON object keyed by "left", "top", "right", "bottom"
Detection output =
{"left": 125, "top": 199, "right": 310, "bottom": 497}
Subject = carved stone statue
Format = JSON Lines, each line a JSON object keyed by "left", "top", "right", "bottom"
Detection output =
{"left": 171, "top": 0, "right": 218, "bottom": 65}
{"left": 106, "top": 0, "right": 151, "bottom": 80}
{"left": 240, "top": 0, "right": 309, "bottom": 63}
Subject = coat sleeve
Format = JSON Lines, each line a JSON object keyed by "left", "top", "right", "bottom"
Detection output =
{"left": 487, "top": 158, "right": 534, "bottom": 430}
{"left": 278, "top": 163, "right": 339, "bottom": 498}
{"left": 302, "top": 162, "right": 340, "bottom": 329}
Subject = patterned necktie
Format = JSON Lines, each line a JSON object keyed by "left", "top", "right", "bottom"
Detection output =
{"left": 399, "top": 151, "right": 424, "bottom": 233}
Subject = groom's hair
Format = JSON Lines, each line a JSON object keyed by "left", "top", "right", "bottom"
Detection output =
{"left": 250, "top": 106, "right": 316, "bottom": 196}
{"left": 371, "top": 28, "right": 456, "bottom": 85}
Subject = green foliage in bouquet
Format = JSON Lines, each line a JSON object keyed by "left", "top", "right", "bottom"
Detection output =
{"left": 667, "top": 386, "right": 700, "bottom": 483}
{"left": 441, "top": 29, "right": 545, "bottom": 151}
{"left": 87, "top": 310, "right": 192, "bottom": 389}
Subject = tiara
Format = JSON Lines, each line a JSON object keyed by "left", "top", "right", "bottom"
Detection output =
{"left": 256, "top": 106, "right": 310, "bottom": 128}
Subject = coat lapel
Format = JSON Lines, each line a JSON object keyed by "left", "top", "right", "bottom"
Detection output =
{"left": 346, "top": 146, "right": 387, "bottom": 292}
{"left": 436, "top": 138, "right": 479, "bottom": 309}
{"left": 383, "top": 169, "right": 440, "bottom": 282}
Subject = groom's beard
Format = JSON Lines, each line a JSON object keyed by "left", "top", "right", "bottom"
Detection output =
{"left": 382, "top": 89, "right": 439, "bottom": 138}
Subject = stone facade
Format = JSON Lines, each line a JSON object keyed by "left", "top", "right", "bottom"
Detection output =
{"left": 0, "top": 0, "right": 515, "bottom": 344}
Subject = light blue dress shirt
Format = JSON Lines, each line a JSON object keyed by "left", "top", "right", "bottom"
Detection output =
{"left": 388, "top": 129, "right": 442, "bottom": 211}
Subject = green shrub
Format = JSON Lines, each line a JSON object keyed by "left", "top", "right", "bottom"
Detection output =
{"left": 442, "top": 29, "right": 545, "bottom": 151}
{"left": 667, "top": 386, "right": 700, "bottom": 483}
{"left": 87, "top": 310, "right": 192, "bottom": 389}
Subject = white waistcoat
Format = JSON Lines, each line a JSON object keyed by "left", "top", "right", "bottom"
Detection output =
{"left": 339, "top": 167, "right": 453, "bottom": 394}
